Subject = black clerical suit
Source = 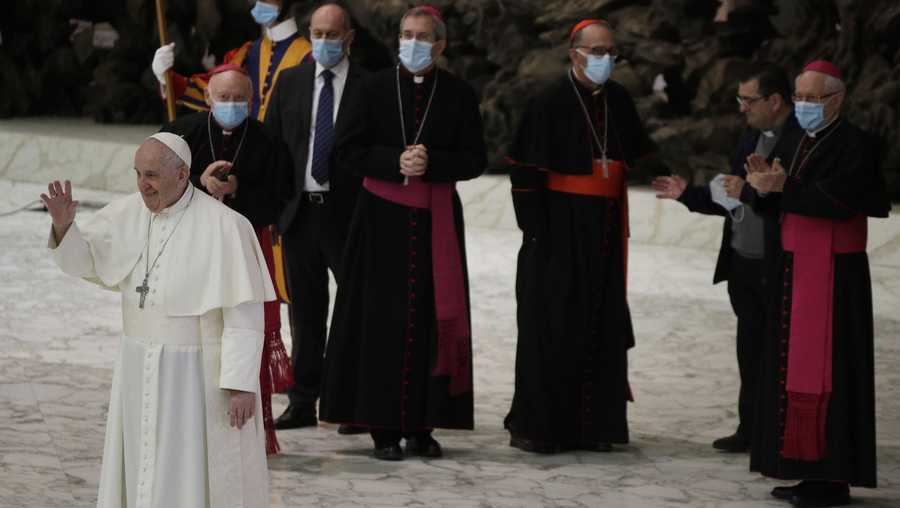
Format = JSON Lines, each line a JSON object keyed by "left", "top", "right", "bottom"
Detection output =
{"left": 677, "top": 114, "right": 801, "bottom": 448}
{"left": 265, "top": 57, "right": 366, "bottom": 420}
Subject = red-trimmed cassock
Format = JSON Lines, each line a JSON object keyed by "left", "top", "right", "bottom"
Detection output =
{"left": 319, "top": 66, "right": 486, "bottom": 435}
{"left": 750, "top": 118, "right": 889, "bottom": 487}
{"left": 504, "top": 71, "right": 654, "bottom": 451}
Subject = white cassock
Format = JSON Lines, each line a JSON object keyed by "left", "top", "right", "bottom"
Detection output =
{"left": 49, "top": 185, "right": 274, "bottom": 508}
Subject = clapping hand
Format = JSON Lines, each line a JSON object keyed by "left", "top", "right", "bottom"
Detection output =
{"left": 40, "top": 180, "right": 79, "bottom": 242}
{"left": 745, "top": 154, "right": 786, "bottom": 193}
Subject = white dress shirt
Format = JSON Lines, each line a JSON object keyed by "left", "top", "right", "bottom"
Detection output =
{"left": 304, "top": 56, "right": 350, "bottom": 192}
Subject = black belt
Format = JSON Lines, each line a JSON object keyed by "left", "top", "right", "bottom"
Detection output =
{"left": 305, "top": 191, "right": 328, "bottom": 205}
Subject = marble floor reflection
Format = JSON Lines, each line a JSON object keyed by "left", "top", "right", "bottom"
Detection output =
{"left": 1, "top": 180, "right": 898, "bottom": 507}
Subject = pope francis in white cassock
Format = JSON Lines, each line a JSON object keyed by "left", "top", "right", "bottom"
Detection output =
{"left": 42, "top": 133, "right": 273, "bottom": 508}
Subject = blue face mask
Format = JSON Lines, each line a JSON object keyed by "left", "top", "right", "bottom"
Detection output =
{"left": 583, "top": 54, "right": 614, "bottom": 85}
{"left": 399, "top": 39, "right": 433, "bottom": 74}
{"left": 794, "top": 100, "right": 827, "bottom": 132}
{"left": 212, "top": 101, "right": 249, "bottom": 130}
{"left": 250, "top": 1, "right": 279, "bottom": 26}
{"left": 312, "top": 38, "right": 345, "bottom": 68}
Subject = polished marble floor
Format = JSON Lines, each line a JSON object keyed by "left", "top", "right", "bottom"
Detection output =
{"left": 1, "top": 179, "right": 898, "bottom": 507}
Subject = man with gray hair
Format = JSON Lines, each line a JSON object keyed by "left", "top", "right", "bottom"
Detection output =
{"left": 745, "top": 60, "right": 889, "bottom": 507}
{"left": 42, "top": 133, "right": 273, "bottom": 507}
{"left": 319, "top": 4, "right": 486, "bottom": 461}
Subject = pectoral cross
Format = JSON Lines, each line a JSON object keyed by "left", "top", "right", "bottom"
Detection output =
{"left": 602, "top": 156, "right": 609, "bottom": 178}
{"left": 135, "top": 277, "right": 150, "bottom": 309}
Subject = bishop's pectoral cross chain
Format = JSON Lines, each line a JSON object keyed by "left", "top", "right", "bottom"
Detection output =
{"left": 136, "top": 187, "right": 194, "bottom": 309}
{"left": 568, "top": 71, "right": 610, "bottom": 177}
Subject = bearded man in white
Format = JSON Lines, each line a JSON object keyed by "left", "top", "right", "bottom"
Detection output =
{"left": 42, "top": 133, "right": 273, "bottom": 508}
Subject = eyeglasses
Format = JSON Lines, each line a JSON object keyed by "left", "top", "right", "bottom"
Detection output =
{"left": 791, "top": 91, "right": 840, "bottom": 104}
{"left": 574, "top": 46, "right": 619, "bottom": 58}
{"left": 399, "top": 31, "right": 436, "bottom": 42}
{"left": 736, "top": 94, "right": 768, "bottom": 107}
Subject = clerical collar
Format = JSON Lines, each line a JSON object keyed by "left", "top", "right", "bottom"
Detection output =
{"left": 570, "top": 69, "right": 604, "bottom": 96}
{"left": 265, "top": 17, "right": 298, "bottom": 43}
{"left": 156, "top": 184, "right": 194, "bottom": 217}
{"left": 395, "top": 65, "right": 438, "bottom": 147}
{"left": 207, "top": 112, "right": 249, "bottom": 166}
{"left": 400, "top": 64, "right": 436, "bottom": 84}
{"left": 214, "top": 118, "right": 247, "bottom": 136}
{"left": 761, "top": 120, "right": 785, "bottom": 139}
{"left": 316, "top": 56, "right": 349, "bottom": 81}
{"left": 807, "top": 115, "right": 841, "bottom": 138}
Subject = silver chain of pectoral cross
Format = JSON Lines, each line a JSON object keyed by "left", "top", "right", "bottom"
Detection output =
{"left": 786, "top": 118, "right": 842, "bottom": 178}
{"left": 396, "top": 65, "right": 439, "bottom": 147}
{"left": 206, "top": 112, "right": 249, "bottom": 171}
{"left": 568, "top": 70, "right": 610, "bottom": 177}
{"left": 135, "top": 186, "right": 195, "bottom": 309}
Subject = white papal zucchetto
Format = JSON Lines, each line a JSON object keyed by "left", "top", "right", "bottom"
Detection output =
{"left": 147, "top": 132, "right": 192, "bottom": 169}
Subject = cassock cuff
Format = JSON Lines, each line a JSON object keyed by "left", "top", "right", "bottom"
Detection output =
{"left": 219, "top": 302, "right": 264, "bottom": 393}
{"left": 48, "top": 223, "right": 96, "bottom": 279}
{"left": 47, "top": 222, "right": 80, "bottom": 250}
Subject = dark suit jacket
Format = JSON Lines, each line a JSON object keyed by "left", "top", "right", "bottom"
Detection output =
{"left": 678, "top": 114, "right": 802, "bottom": 284}
{"left": 265, "top": 59, "right": 368, "bottom": 234}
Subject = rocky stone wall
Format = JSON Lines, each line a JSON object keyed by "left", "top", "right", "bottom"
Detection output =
{"left": 1, "top": 0, "right": 898, "bottom": 199}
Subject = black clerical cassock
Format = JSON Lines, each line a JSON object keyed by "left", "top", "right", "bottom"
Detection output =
{"left": 749, "top": 118, "right": 889, "bottom": 487}
{"left": 319, "top": 66, "right": 486, "bottom": 436}
{"left": 504, "top": 72, "right": 655, "bottom": 451}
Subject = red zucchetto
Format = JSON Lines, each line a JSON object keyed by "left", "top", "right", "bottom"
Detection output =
{"left": 803, "top": 60, "right": 843, "bottom": 80}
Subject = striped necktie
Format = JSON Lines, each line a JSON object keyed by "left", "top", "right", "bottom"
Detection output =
{"left": 311, "top": 69, "right": 334, "bottom": 185}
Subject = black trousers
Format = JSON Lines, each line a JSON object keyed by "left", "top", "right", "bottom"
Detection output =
{"left": 726, "top": 251, "right": 766, "bottom": 440}
{"left": 283, "top": 195, "right": 348, "bottom": 409}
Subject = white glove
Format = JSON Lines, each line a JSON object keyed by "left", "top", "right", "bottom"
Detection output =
{"left": 152, "top": 42, "right": 175, "bottom": 84}
{"left": 201, "top": 45, "right": 217, "bottom": 71}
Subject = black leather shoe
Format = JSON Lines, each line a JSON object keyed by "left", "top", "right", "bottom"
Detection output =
{"left": 337, "top": 424, "right": 368, "bottom": 435}
{"left": 791, "top": 482, "right": 851, "bottom": 507}
{"left": 405, "top": 435, "right": 443, "bottom": 458}
{"left": 772, "top": 482, "right": 805, "bottom": 500}
{"left": 712, "top": 432, "right": 750, "bottom": 452}
{"left": 373, "top": 443, "right": 404, "bottom": 461}
{"left": 509, "top": 436, "right": 562, "bottom": 454}
{"left": 274, "top": 405, "right": 318, "bottom": 430}
{"left": 580, "top": 442, "right": 613, "bottom": 452}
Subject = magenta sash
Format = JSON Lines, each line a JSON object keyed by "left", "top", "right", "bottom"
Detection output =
{"left": 363, "top": 176, "right": 472, "bottom": 395}
{"left": 780, "top": 213, "right": 867, "bottom": 461}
